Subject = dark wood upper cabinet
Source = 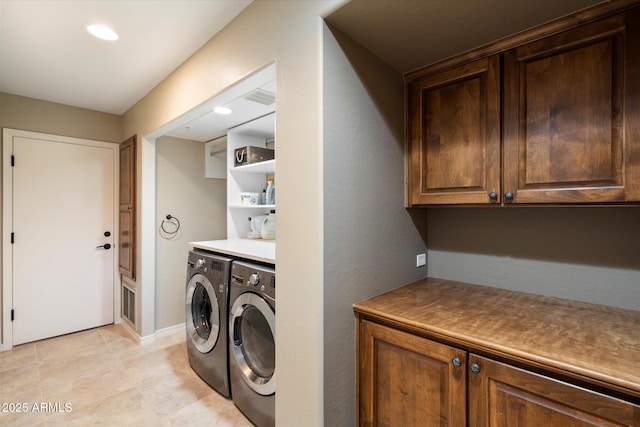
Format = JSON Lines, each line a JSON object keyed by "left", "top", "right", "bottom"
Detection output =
{"left": 406, "top": 5, "right": 640, "bottom": 206}
{"left": 503, "top": 11, "right": 640, "bottom": 204}
{"left": 119, "top": 135, "right": 136, "bottom": 280}
{"left": 407, "top": 56, "right": 501, "bottom": 205}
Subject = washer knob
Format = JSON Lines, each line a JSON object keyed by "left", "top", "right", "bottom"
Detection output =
{"left": 196, "top": 258, "right": 206, "bottom": 269}
{"left": 249, "top": 273, "right": 261, "bottom": 286}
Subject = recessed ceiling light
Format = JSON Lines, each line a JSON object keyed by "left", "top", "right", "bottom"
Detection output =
{"left": 214, "top": 106, "right": 232, "bottom": 115}
{"left": 86, "top": 24, "right": 119, "bottom": 41}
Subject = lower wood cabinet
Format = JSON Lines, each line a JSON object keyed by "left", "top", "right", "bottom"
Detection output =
{"left": 358, "top": 320, "right": 467, "bottom": 426}
{"left": 357, "top": 319, "right": 640, "bottom": 427}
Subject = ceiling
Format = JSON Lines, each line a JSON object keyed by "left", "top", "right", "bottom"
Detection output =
{"left": 325, "top": 0, "right": 604, "bottom": 74}
{"left": 0, "top": 0, "right": 607, "bottom": 141}
{"left": 0, "top": 0, "right": 252, "bottom": 115}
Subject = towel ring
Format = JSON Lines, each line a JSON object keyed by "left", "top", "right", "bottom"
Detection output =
{"left": 161, "top": 214, "right": 180, "bottom": 235}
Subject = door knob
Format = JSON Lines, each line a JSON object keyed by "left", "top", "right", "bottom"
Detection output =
{"left": 97, "top": 243, "right": 111, "bottom": 250}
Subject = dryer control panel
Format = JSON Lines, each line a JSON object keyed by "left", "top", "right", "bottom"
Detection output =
{"left": 231, "top": 261, "right": 275, "bottom": 300}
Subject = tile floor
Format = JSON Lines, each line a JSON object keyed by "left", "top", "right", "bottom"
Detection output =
{"left": 0, "top": 324, "right": 253, "bottom": 426}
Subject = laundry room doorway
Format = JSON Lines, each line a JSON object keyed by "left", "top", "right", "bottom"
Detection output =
{"left": 2, "top": 129, "right": 119, "bottom": 348}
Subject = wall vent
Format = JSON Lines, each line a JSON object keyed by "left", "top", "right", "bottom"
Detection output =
{"left": 122, "top": 284, "right": 136, "bottom": 326}
{"left": 242, "top": 88, "right": 276, "bottom": 105}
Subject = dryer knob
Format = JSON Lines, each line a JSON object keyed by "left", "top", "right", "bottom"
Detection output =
{"left": 249, "top": 273, "right": 261, "bottom": 286}
{"left": 196, "top": 258, "right": 206, "bottom": 269}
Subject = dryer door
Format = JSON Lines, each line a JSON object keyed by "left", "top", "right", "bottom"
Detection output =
{"left": 186, "top": 273, "right": 220, "bottom": 353}
{"left": 230, "top": 292, "right": 275, "bottom": 396}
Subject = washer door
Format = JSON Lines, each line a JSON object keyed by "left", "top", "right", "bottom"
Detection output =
{"left": 230, "top": 292, "right": 275, "bottom": 396}
{"left": 186, "top": 273, "right": 220, "bottom": 353}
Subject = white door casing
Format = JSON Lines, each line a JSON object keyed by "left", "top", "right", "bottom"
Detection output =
{"left": 2, "top": 129, "right": 120, "bottom": 349}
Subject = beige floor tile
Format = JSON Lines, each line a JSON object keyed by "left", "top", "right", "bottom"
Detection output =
{"left": 40, "top": 364, "right": 139, "bottom": 409}
{"left": 34, "top": 329, "right": 106, "bottom": 365}
{"left": 0, "top": 343, "right": 37, "bottom": 373}
{"left": 1, "top": 324, "right": 255, "bottom": 426}
{"left": 45, "top": 387, "right": 161, "bottom": 426}
{"left": 161, "top": 394, "right": 252, "bottom": 427}
{"left": 139, "top": 370, "right": 214, "bottom": 417}
{"left": 38, "top": 349, "right": 119, "bottom": 384}
{"left": 0, "top": 364, "right": 42, "bottom": 400}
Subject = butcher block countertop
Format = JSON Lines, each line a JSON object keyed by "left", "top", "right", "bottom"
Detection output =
{"left": 190, "top": 239, "right": 275, "bottom": 264}
{"left": 353, "top": 277, "right": 640, "bottom": 399}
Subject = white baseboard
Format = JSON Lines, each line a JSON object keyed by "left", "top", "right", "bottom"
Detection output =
{"left": 156, "top": 323, "right": 185, "bottom": 337}
{"left": 121, "top": 321, "right": 185, "bottom": 345}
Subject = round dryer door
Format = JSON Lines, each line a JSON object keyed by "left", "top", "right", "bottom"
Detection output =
{"left": 186, "top": 273, "right": 220, "bottom": 353}
{"left": 230, "top": 292, "right": 275, "bottom": 396}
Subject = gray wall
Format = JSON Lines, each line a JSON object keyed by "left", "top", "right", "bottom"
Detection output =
{"left": 428, "top": 207, "right": 640, "bottom": 311}
{"left": 322, "top": 25, "right": 429, "bottom": 426}
{"left": 155, "top": 136, "right": 226, "bottom": 330}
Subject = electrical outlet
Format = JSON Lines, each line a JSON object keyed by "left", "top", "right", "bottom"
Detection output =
{"left": 416, "top": 253, "right": 426, "bottom": 267}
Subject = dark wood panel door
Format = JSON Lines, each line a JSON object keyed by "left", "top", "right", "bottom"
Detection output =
{"left": 407, "top": 55, "right": 501, "bottom": 205}
{"left": 468, "top": 354, "right": 640, "bottom": 427}
{"left": 503, "top": 11, "right": 640, "bottom": 204}
{"left": 119, "top": 135, "right": 136, "bottom": 280}
{"left": 357, "top": 320, "right": 466, "bottom": 426}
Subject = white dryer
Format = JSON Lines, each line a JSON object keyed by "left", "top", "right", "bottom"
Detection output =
{"left": 229, "top": 260, "right": 276, "bottom": 427}
{"left": 186, "top": 250, "right": 232, "bottom": 398}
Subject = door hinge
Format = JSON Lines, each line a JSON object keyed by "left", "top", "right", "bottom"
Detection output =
{"left": 11, "top": 309, "right": 14, "bottom": 321}
{"left": 11, "top": 155, "right": 15, "bottom": 167}
{"left": 11, "top": 232, "right": 14, "bottom": 244}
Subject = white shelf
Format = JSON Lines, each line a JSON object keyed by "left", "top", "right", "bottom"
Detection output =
{"left": 229, "top": 204, "right": 276, "bottom": 209}
{"left": 231, "top": 159, "right": 275, "bottom": 174}
{"left": 227, "top": 114, "right": 276, "bottom": 240}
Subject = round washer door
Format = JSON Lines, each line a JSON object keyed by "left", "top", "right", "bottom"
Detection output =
{"left": 186, "top": 273, "right": 220, "bottom": 353}
{"left": 229, "top": 292, "right": 275, "bottom": 396}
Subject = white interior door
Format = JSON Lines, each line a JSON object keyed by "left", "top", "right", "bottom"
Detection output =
{"left": 7, "top": 132, "right": 116, "bottom": 345}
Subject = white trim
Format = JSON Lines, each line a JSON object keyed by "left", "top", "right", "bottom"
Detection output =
{"left": 1, "top": 128, "right": 120, "bottom": 351}
{"left": 119, "top": 320, "right": 185, "bottom": 345}
{"left": 156, "top": 322, "right": 185, "bottom": 337}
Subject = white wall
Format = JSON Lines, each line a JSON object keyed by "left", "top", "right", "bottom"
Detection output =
{"left": 322, "top": 25, "right": 429, "bottom": 426}
{"left": 121, "top": 2, "right": 347, "bottom": 425}
{"left": 155, "top": 136, "right": 226, "bottom": 330}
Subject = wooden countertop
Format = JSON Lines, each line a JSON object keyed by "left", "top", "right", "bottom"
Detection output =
{"left": 353, "top": 277, "right": 640, "bottom": 398}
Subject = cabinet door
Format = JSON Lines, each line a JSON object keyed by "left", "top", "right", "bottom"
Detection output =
{"left": 357, "top": 320, "right": 466, "bottom": 426}
{"left": 407, "top": 55, "right": 501, "bottom": 205}
{"left": 503, "top": 11, "right": 640, "bottom": 204}
{"left": 119, "top": 135, "right": 136, "bottom": 280}
{"left": 468, "top": 355, "right": 640, "bottom": 427}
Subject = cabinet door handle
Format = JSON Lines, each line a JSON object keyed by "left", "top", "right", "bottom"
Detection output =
{"left": 504, "top": 192, "right": 514, "bottom": 201}
{"left": 452, "top": 357, "right": 463, "bottom": 368}
{"left": 489, "top": 192, "right": 498, "bottom": 201}
{"left": 470, "top": 362, "right": 481, "bottom": 374}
